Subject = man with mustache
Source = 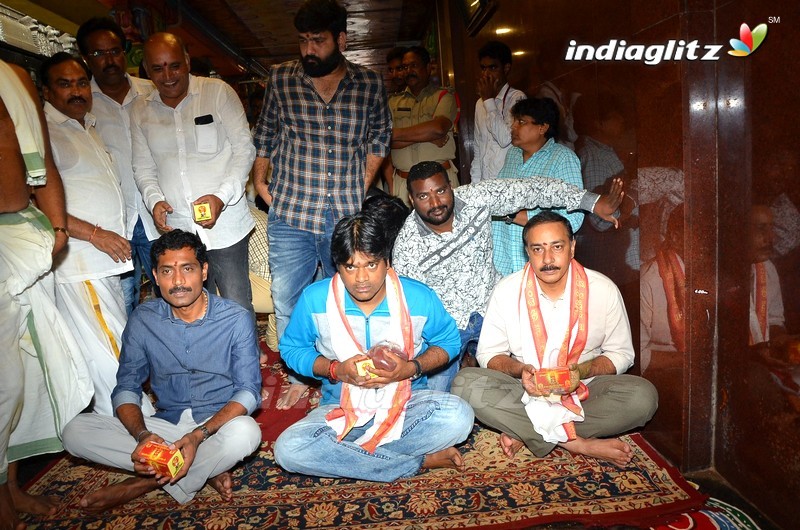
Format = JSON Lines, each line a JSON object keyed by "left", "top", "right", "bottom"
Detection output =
{"left": 451, "top": 212, "right": 658, "bottom": 466}
{"left": 251, "top": 0, "right": 392, "bottom": 409}
{"left": 131, "top": 32, "right": 256, "bottom": 317}
{"left": 76, "top": 17, "right": 158, "bottom": 315}
{"left": 41, "top": 52, "right": 134, "bottom": 416}
{"left": 388, "top": 46, "right": 460, "bottom": 205}
{"left": 62, "top": 229, "right": 262, "bottom": 511}
{"left": 393, "top": 161, "right": 624, "bottom": 392}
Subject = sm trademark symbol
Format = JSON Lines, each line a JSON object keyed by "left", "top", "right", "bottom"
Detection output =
{"left": 768, "top": 16, "right": 780, "bottom": 23}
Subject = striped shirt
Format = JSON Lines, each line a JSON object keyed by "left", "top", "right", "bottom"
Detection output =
{"left": 253, "top": 60, "right": 392, "bottom": 234}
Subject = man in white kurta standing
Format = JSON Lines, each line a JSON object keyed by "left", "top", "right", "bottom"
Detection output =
{"left": 77, "top": 17, "right": 158, "bottom": 314}
{"left": 451, "top": 212, "right": 657, "bottom": 465}
{"left": 42, "top": 53, "right": 133, "bottom": 417}
{"left": 132, "top": 32, "right": 256, "bottom": 314}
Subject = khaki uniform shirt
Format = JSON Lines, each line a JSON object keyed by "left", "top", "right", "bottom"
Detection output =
{"left": 389, "top": 84, "right": 457, "bottom": 171}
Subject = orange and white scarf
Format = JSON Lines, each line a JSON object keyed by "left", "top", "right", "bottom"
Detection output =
{"left": 324, "top": 268, "right": 414, "bottom": 453}
{"left": 655, "top": 248, "right": 686, "bottom": 352}
{"left": 518, "top": 260, "right": 589, "bottom": 443}
{"left": 749, "top": 262, "right": 768, "bottom": 345}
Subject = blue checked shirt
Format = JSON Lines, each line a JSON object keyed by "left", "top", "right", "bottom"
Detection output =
{"left": 492, "top": 138, "right": 584, "bottom": 276}
{"left": 253, "top": 60, "right": 392, "bottom": 234}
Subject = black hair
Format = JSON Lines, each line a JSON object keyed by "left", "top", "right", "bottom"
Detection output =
{"left": 331, "top": 213, "right": 391, "bottom": 266}
{"left": 510, "top": 97, "right": 560, "bottom": 141}
{"left": 361, "top": 190, "right": 410, "bottom": 254}
{"left": 39, "top": 52, "right": 92, "bottom": 87}
{"left": 522, "top": 211, "right": 574, "bottom": 245}
{"left": 294, "top": 0, "right": 348, "bottom": 37}
{"left": 150, "top": 229, "right": 208, "bottom": 269}
{"left": 386, "top": 46, "right": 408, "bottom": 64}
{"left": 405, "top": 161, "right": 448, "bottom": 193}
{"left": 405, "top": 45, "right": 431, "bottom": 66}
{"left": 478, "top": 40, "right": 512, "bottom": 65}
{"left": 76, "top": 17, "right": 126, "bottom": 56}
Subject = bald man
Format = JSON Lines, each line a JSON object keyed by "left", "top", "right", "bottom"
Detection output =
{"left": 131, "top": 32, "right": 256, "bottom": 315}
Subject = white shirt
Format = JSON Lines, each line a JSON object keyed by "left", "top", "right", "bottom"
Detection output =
{"left": 639, "top": 255, "right": 683, "bottom": 371}
{"left": 131, "top": 74, "right": 255, "bottom": 249}
{"left": 45, "top": 103, "right": 132, "bottom": 283}
{"left": 749, "top": 260, "right": 785, "bottom": 343}
{"left": 476, "top": 264, "right": 634, "bottom": 374}
{"left": 470, "top": 83, "right": 526, "bottom": 184}
{"left": 91, "top": 74, "right": 158, "bottom": 240}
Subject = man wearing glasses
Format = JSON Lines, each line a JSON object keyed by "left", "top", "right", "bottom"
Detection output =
{"left": 77, "top": 17, "right": 159, "bottom": 315}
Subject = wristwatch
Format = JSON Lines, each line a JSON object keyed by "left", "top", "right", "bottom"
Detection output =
{"left": 503, "top": 215, "right": 514, "bottom": 225}
{"left": 195, "top": 425, "right": 211, "bottom": 443}
{"left": 410, "top": 359, "right": 423, "bottom": 380}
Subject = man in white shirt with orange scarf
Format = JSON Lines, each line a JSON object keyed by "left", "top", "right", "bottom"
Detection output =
{"left": 452, "top": 211, "right": 657, "bottom": 465}
{"left": 274, "top": 212, "right": 473, "bottom": 481}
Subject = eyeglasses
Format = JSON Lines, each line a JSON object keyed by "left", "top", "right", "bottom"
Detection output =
{"left": 87, "top": 48, "right": 124, "bottom": 58}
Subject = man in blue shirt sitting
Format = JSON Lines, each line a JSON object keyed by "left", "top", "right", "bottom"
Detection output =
{"left": 62, "top": 230, "right": 262, "bottom": 511}
{"left": 274, "top": 212, "right": 474, "bottom": 481}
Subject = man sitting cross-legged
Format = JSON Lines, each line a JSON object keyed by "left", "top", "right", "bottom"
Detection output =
{"left": 273, "top": 212, "right": 474, "bottom": 481}
{"left": 62, "top": 229, "right": 262, "bottom": 511}
{"left": 452, "top": 212, "right": 657, "bottom": 466}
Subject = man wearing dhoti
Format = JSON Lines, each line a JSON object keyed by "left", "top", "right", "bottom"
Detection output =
{"left": 41, "top": 52, "right": 135, "bottom": 416}
{"left": 0, "top": 59, "right": 92, "bottom": 529}
{"left": 274, "top": 212, "right": 473, "bottom": 481}
{"left": 452, "top": 212, "right": 657, "bottom": 465}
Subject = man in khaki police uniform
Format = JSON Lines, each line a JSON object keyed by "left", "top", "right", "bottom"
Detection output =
{"left": 389, "top": 46, "right": 459, "bottom": 204}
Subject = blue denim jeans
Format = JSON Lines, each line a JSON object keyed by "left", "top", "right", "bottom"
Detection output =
{"left": 268, "top": 208, "right": 337, "bottom": 385}
{"left": 273, "top": 390, "right": 474, "bottom": 481}
{"left": 121, "top": 216, "right": 155, "bottom": 315}
{"left": 206, "top": 233, "right": 254, "bottom": 318}
{"left": 426, "top": 312, "right": 484, "bottom": 392}
{"left": 267, "top": 208, "right": 337, "bottom": 341}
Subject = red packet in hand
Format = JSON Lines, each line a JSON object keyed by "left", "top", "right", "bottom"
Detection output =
{"left": 367, "top": 341, "right": 401, "bottom": 371}
{"left": 139, "top": 441, "right": 184, "bottom": 478}
{"left": 534, "top": 367, "right": 572, "bottom": 395}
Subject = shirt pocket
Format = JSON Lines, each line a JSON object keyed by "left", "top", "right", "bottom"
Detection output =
{"left": 194, "top": 115, "right": 219, "bottom": 154}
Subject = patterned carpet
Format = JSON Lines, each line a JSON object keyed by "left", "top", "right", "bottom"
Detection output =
{"left": 20, "top": 429, "right": 709, "bottom": 529}
{"left": 19, "top": 323, "right": 712, "bottom": 529}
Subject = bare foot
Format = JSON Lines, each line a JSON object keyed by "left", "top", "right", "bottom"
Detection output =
{"left": 259, "top": 352, "right": 269, "bottom": 368}
{"left": 560, "top": 436, "right": 633, "bottom": 467}
{"left": 422, "top": 447, "right": 464, "bottom": 471}
{"left": 8, "top": 483, "right": 57, "bottom": 517}
{"left": 260, "top": 386, "right": 271, "bottom": 403}
{"left": 78, "top": 477, "right": 159, "bottom": 512}
{"left": 276, "top": 383, "right": 309, "bottom": 410}
{"left": 0, "top": 483, "right": 25, "bottom": 530}
{"left": 8, "top": 461, "right": 57, "bottom": 517}
{"left": 499, "top": 433, "right": 525, "bottom": 458}
{"left": 208, "top": 472, "right": 233, "bottom": 502}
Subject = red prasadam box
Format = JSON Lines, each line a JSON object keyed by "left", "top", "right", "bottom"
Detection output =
{"left": 534, "top": 367, "right": 573, "bottom": 395}
{"left": 139, "top": 441, "right": 184, "bottom": 478}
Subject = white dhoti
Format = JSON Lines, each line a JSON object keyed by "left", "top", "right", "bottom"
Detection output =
{"left": 0, "top": 206, "right": 92, "bottom": 479}
{"left": 55, "top": 276, "right": 129, "bottom": 417}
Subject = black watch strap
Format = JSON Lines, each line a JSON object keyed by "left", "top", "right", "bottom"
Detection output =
{"left": 410, "top": 359, "right": 423, "bottom": 380}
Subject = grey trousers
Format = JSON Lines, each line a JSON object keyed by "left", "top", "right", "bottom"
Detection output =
{"left": 62, "top": 409, "right": 261, "bottom": 503}
{"left": 451, "top": 368, "right": 658, "bottom": 457}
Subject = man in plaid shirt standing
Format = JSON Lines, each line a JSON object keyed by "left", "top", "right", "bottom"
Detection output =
{"left": 252, "top": 0, "right": 392, "bottom": 407}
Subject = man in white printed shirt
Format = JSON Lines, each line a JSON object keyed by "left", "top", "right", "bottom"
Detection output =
{"left": 470, "top": 41, "right": 526, "bottom": 184}
{"left": 42, "top": 53, "right": 133, "bottom": 416}
{"left": 77, "top": 17, "right": 158, "bottom": 314}
{"left": 132, "top": 33, "right": 256, "bottom": 314}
